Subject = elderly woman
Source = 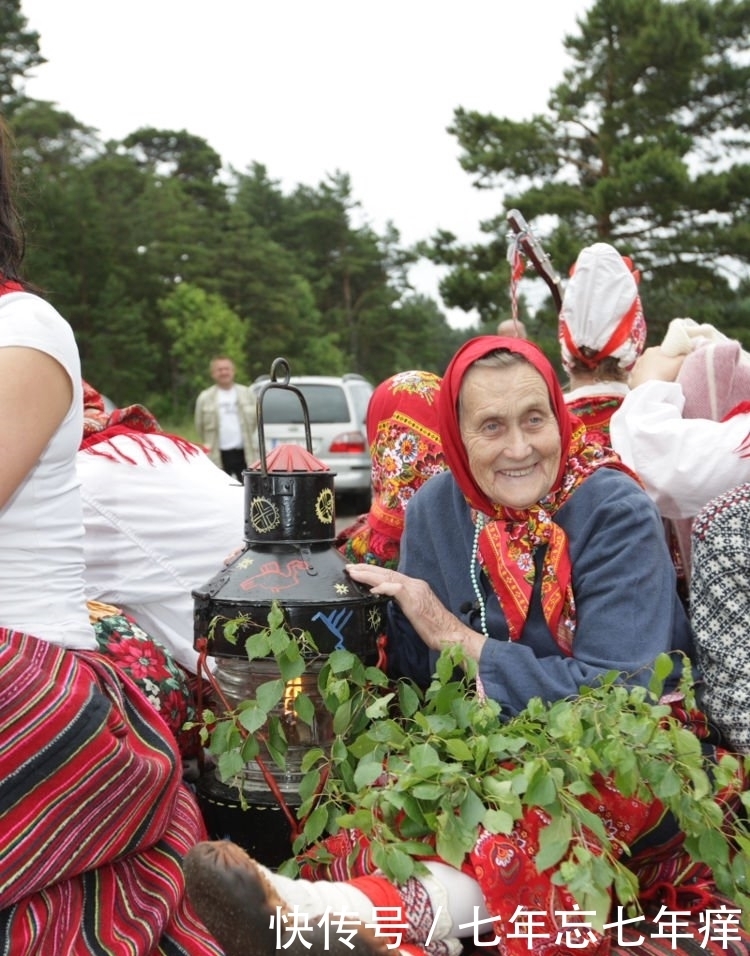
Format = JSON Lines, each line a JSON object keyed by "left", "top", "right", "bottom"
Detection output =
{"left": 183, "top": 338, "right": 718, "bottom": 956}
{"left": 352, "top": 336, "right": 693, "bottom": 708}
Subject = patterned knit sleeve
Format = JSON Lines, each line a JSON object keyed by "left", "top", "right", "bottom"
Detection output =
{"left": 690, "top": 483, "right": 750, "bottom": 753}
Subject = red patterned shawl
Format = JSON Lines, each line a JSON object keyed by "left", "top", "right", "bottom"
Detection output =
{"left": 80, "top": 380, "right": 199, "bottom": 463}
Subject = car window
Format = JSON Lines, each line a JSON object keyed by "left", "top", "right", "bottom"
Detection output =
{"left": 261, "top": 384, "right": 350, "bottom": 424}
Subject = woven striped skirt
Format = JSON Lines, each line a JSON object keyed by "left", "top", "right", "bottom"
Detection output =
{"left": 0, "top": 627, "right": 223, "bottom": 955}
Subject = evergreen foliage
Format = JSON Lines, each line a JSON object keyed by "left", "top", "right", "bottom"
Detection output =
{"left": 3, "top": 0, "right": 750, "bottom": 407}
{"left": 424, "top": 0, "right": 750, "bottom": 344}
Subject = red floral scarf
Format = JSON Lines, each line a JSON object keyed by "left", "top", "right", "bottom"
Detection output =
{"left": 341, "top": 370, "right": 446, "bottom": 568}
{"left": 438, "top": 336, "right": 639, "bottom": 654}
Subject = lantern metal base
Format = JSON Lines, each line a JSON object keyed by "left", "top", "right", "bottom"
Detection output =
{"left": 194, "top": 771, "right": 299, "bottom": 871}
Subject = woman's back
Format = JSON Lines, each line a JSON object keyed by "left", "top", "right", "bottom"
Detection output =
{"left": 0, "top": 290, "right": 93, "bottom": 649}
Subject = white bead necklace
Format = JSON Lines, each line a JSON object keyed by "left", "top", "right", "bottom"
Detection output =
{"left": 470, "top": 513, "right": 489, "bottom": 639}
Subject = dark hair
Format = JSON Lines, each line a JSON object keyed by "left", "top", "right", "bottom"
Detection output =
{"left": 566, "top": 348, "right": 629, "bottom": 384}
{"left": 0, "top": 116, "right": 27, "bottom": 285}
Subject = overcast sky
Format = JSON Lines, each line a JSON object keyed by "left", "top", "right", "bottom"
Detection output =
{"left": 21, "top": 0, "right": 592, "bottom": 326}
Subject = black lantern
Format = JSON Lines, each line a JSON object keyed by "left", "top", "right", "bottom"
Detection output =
{"left": 193, "top": 358, "right": 384, "bottom": 866}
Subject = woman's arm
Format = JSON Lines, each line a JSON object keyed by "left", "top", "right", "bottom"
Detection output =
{"left": 690, "top": 484, "right": 750, "bottom": 753}
{"left": 610, "top": 380, "right": 750, "bottom": 519}
{"left": 0, "top": 347, "right": 72, "bottom": 510}
{"left": 350, "top": 471, "right": 692, "bottom": 715}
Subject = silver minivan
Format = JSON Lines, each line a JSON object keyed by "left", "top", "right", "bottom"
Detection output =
{"left": 254, "top": 374, "right": 374, "bottom": 509}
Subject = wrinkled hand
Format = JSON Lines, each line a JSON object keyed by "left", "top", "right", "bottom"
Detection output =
{"left": 628, "top": 347, "right": 686, "bottom": 388}
{"left": 345, "top": 563, "right": 486, "bottom": 661}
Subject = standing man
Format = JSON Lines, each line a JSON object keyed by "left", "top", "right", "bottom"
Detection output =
{"left": 194, "top": 356, "right": 258, "bottom": 480}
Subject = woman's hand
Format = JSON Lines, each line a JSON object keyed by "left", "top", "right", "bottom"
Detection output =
{"left": 628, "top": 347, "right": 686, "bottom": 388}
{"left": 345, "top": 563, "right": 487, "bottom": 661}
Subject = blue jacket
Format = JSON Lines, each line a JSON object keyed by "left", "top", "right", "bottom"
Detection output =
{"left": 387, "top": 467, "right": 696, "bottom": 716}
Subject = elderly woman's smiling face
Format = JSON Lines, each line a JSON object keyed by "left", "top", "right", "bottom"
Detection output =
{"left": 459, "top": 359, "right": 562, "bottom": 510}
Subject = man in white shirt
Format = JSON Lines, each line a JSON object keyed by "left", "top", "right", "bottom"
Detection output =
{"left": 194, "top": 356, "right": 258, "bottom": 479}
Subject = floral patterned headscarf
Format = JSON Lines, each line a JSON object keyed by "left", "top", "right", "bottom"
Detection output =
{"left": 341, "top": 370, "right": 446, "bottom": 568}
{"left": 438, "top": 336, "right": 638, "bottom": 652}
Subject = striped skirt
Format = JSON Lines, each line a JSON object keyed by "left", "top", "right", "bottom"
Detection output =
{"left": 0, "top": 627, "right": 223, "bottom": 955}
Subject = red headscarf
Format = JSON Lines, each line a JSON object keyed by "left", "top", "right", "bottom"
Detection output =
{"left": 438, "top": 336, "right": 638, "bottom": 651}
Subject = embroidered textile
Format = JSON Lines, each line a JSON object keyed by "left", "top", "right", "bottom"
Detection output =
{"left": 690, "top": 482, "right": 750, "bottom": 752}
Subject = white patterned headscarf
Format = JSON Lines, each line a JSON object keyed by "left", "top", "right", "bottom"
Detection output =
{"left": 558, "top": 243, "right": 646, "bottom": 373}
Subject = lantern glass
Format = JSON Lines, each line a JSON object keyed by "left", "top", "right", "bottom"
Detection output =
{"left": 213, "top": 657, "right": 332, "bottom": 794}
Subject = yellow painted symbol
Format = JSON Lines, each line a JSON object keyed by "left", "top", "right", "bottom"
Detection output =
{"left": 250, "top": 496, "right": 281, "bottom": 534}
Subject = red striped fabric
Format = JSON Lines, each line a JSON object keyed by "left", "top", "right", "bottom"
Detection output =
{"left": 0, "top": 627, "right": 223, "bottom": 955}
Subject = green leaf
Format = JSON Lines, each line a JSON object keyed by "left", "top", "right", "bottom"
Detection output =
{"left": 353, "top": 756, "right": 387, "bottom": 790}
{"left": 648, "top": 653, "right": 674, "bottom": 697}
{"left": 408, "top": 743, "right": 442, "bottom": 773}
{"left": 217, "top": 749, "right": 245, "bottom": 782}
{"left": 535, "top": 812, "right": 573, "bottom": 871}
{"left": 411, "top": 783, "right": 445, "bottom": 801}
{"left": 365, "top": 693, "right": 395, "bottom": 720}
{"left": 371, "top": 843, "right": 417, "bottom": 885}
{"left": 328, "top": 649, "right": 357, "bottom": 674}
{"left": 245, "top": 630, "right": 272, "bottom": 660}
{"left": 524, "top": 767, "right": 558, "bottom": 806}
{"left": 255, "top": 678, "right": 284, "bottom": 713}
{"left": 207, "top": 718, "right": 240, "bottom": 755}
{"left": 278, "top": 652, "right": 306, "bottom": 683}
{"left": 333, "top": 699, "right": 353, "bottom": 736}
{"left": 698, "top": 827, "right": 730, "bottom": 867}
{"left": 337, "top": 808, "right": 376, "bottom": 832}
{"left": 240, "top": 734, "right": 259, "bottom": 762}
{"left": 444, "top": 738, "right": 474, "bottom": 762}
{"left": 294, "top": 692, "right": 315, "bottom": 726}
{"left": 301, "top": 804, "right": 329, "bottom": 843}
{"left": 297, "top": 768, "right": 321, "bottom": 804}
{"left": 397, "top": 792, "right": 427, "bottom": 825}
{"left": 434, "top": 810, "right": 476, "bottom": 869}
{"left": 482, "top": 808, "right": 516, "bottom": 833}
{"left": 331, "top": 737, "right": 350, "bottom": 765}
{"left": 397, "top": 681, "right": 422, "bottom": 717}
{"left": 238, "top": 702, "right": 267, "bottom": 735}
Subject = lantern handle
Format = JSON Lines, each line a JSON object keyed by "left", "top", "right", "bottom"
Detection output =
{"left": 254, "top": 357, "right": 314, "bottom": 475}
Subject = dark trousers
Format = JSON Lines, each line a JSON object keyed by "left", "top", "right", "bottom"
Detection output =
{"left": 220, "top": 448, "right": 247, "bottom": 481}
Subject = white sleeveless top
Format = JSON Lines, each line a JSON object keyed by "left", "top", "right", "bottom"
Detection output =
{"left": 0, "top": 291, "right": 94, "bottom": 649}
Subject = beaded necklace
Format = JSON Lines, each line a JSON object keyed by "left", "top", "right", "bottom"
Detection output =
{"left": 470, "top": 512, "right": 489, "bottom": 639}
